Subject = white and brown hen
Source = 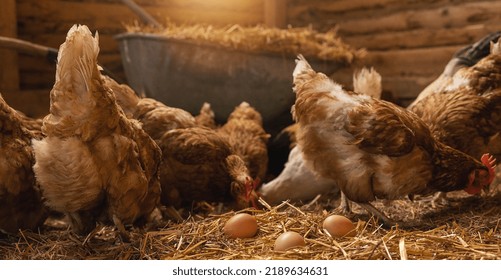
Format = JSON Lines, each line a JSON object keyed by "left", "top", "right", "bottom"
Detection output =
{"left": 260, "top": 67, "right": 382, "bottom": 205}
{"left": 292, "top": 55, "right": 496, "bottom": 225}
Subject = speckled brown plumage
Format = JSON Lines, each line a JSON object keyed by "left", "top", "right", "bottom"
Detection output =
{"left": 32, "top": 25, "right": 161, "bottom": 236}
{"left": 107, "top": 75, "right": 198, "bottom": 140}
{"left": 0, "top": 94, "right": 47, "bottom": 234}
{"left": 157, "top": 126, "right": 253, "bottom": 210}
{"left": 107, "top": 75, "right": 254, "bottom": 211}
{"left": 292, "top": 55, "right": 492, "bottom": 211}
{"left": 218, "top": 102, "right": 270, "bottom": 181}
{"left": 409, "top": 38, "right": 501, "bottom": 160}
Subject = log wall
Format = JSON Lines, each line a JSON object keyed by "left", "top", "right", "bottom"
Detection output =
{"left": 1, "top": 0, "right": 500, "bottom": 116}
{"left": 15, "top": 0, "right": 265, "bottom": 91}
{"left": 287, "top": 0, "right": 501, "bottom": 104}
{"left": 0, "top": 0, "right": 19, "bottom": 92}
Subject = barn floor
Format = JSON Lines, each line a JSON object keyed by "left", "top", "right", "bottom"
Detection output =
{"left": 1, "top": 182, "right": 499, "bottom": 260}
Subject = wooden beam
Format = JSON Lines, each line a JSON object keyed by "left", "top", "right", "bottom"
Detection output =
{"left": 265, "top": 0, "right": 287, "bottom": 28}
{"left": 0, "top": 0, "right": 19, "bottom": 92}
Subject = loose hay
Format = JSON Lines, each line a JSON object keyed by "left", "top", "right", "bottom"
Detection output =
{"left": 124, "top": 20, "right": 366, "bottom": 64}
{"left": 1, "top": 191, "right": 499, "bottom": 260}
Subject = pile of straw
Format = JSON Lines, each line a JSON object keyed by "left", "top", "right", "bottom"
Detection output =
{"left": 124, "top": 21, "right": 365, "bottom": 64}
{"left": 1, "top": 190, "right": 499, "bottom": 260}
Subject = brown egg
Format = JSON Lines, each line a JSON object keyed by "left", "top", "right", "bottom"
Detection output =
{"left": 274, "top": 231, "right": 306, "bottom": 251}
{"left": 223, "top": 213, "right": 258, "bottom": 238}
{"left": 322, "top": 215, "right": 356, "bottom": 237}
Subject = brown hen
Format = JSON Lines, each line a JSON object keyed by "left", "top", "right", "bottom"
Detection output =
{"left": 409, "top": 35, "right": 501, "bottom": 161}
{"left": 0, "top": 94, "right": 47, "bottom": 234}
{"left": 158, "top": 126, "right": 257, "bottom": 211}
{"left": 32, "top": 25, "right": 161, "bottom": 238}
{"left": 104, "top": 75, "right": 198, "bottom": 139}
{"left": 106, "top": 76, "right": 252, "bottom": 215}
{"left": 218, "top": 102, "right": 270, "bottom": 182}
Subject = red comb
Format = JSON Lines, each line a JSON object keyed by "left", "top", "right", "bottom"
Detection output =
{"left": 481, "top": 153, "right": 497, "bottom": 185}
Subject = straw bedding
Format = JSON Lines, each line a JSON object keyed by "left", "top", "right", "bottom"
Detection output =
{"left": 1, "top": 22, "right": 498, "bottom": 261}
{"left": 1, "top": 184, "right": 499, "bottom": 260}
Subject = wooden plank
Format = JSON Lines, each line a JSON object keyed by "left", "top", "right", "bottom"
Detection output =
{"left": 287, "top": 0, "right": 490, "bottom": 18}
{"left": 17, "top": 0, "right": 263, "bottom": 32}
{"left": 343, "top": 24, "right": 500, "bottom": 51}
{"left": 0, "top": 0, "right": 19, "bottom": 92}
{"left": 17, "top": 33, "right": 120, "bottom": 54}
{"left": 362, "top": 45, "right": 460, "bottom": 77}
{"left": 288, "top": 0, "right": 400, "bottom": 18}
{"left": 136, "top": 0, "right": 262, "bottom": 10}
{"left": 287, "top": 0, "right": 501, "bottom": 34}
{"left": 381, "top": 75, "right": 438, "bottom": 100}
{"left": 336, "top": 1, "right": 501, "bottom": 36}
{"left": 149, "top": 7, "right": 263, "bottom": 25}
{"left": 265, "top": 0, "right": 287, "bottom": 28}
{"left": 18, "top": 55, "right": 55, "bottom": 73}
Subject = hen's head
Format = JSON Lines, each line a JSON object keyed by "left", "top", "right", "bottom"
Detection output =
{"left": 226, "top": 155, "right": 260, "bottom": 209}
{"left": 227, "top": 102, "right": 263, "bottom": 125}
{"left": 464, "top": 153, "right": 497, "bottom": 195}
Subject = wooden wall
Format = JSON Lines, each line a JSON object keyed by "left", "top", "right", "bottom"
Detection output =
{"left": 1, "top": 0, "right": 267, "bottom": 116}
{"left": 1, "top": 0, "right": 501, "bottom": 116}
{"left": 288, "top": 0, "right": 501, "bottom": 104}
{"left": 0, "top": 0, "right": 19, "bottom": 92}
{"left": 15, "top": 0, "right": 265, "bottom": 90}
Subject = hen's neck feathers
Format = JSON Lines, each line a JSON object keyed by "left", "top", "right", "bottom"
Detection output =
{"left": 225, "top": 154, "right": 250, "bottom": 183}
{"left": 226, "top": 102, "right": 263, "bottom": 126}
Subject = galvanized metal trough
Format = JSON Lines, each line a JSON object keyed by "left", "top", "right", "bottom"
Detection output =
{"left": 116, "top": 33, "right": 342, "bottom": 132}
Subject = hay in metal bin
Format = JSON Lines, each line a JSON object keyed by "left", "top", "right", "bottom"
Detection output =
{"left": 1, "top": 189, "right": 499, "bottom": 260}
{"left": 124, "top": 20, "right": 366, "bottom": 64}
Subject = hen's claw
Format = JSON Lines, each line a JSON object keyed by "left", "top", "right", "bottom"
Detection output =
{"left": 112, "top": 215, "right": 130, "bottom": 242}
{"left": 357, "top": 202, "right": 396, "bottom": 228}
{"left": 337, "top": 192, "right": 352, "bottom": 214}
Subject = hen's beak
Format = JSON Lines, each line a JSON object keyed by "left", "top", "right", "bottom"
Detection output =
{"left": 244, "top": 178, "right": 261, "bottom": 209}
